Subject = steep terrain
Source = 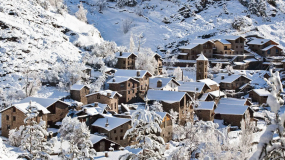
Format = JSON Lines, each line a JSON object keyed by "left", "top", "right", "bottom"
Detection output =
{"left": 0, "top": 0, "right": 103, "bottom": 98}
{"left": 66, "top": 0, "right": 285, "bottom": 54}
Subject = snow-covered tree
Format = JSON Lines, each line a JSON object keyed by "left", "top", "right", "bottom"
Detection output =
{"left": 225, "top": 64, "right": 234, "bottom": 74}
{"left": 239, "top": 115, "right": 256, "bottom": 159}
{"left": 21, "top": 66, "right": 42, "bottom": 97}
{"left": 129, "top": 33, "right": 135, "bottom": 53}
{"left": 58, "top": 117, "right": 96, "bottom": 159}
{"left": 117, "top": 0, "right": 137, "bottom": 8}
{"left": 169, "top": 109, "right": 179, "bottom": 125}
{"left": 212, "top": 63, "right": 222, "bottom": 73}
{"left": 120, "top": 108, "right": 165, "bottom": 159}
{"left": 164, "top": 51, "right": 178, "bottom": 68}
{"left": 0, "top": 137, "right": 18, "bottom": 159}
{"left": 173, "top": 67, "right": 183, "bottom": 81}
{"left": 251, "top": 69, "right": 285, "bottom": 159}
{"left": 171, "top": 121, "right": 227, "bottom": 159}
{"left": 135, "top": 48, "right": 158, "bottom": 75}
{"left": 133, "top": 32, "right": 146, "bottom": 52}
{"left": 149, "top": 101, "right": 163, "bottom": 112}
{"left": 18, "top": 101, "right": 55, "bottom": 159}
{"left": 122, "top": 19, "right": 133, "bottom": 34}
{"left": 96, "top": 0, "right": 107, "bottom": 12}
{"left": 9, "top": 125, "right": 25, "bottom": 147}
{"left": 75, "top": 2, "right": 88, "bottom": 23}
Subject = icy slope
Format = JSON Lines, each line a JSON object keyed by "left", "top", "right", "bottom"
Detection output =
{"left": 65, "top": 0, "right": 285, "bottom": 53}
{"left": 0, "top": 0, "right": 103, "bottom": 89}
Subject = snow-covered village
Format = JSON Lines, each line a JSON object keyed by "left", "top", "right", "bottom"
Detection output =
{"left": 1, "top": 0, "right": 285, "bottom": 159}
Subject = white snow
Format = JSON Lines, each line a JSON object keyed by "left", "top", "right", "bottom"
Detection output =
{"left": 195, "top": 101, "right": 215, "bottom": 110}
{"left": 107, "top": 76, "right": 139, "bottom": 84}
{"left": 86, "top": 90, "right": 122, "bottom": 98}
{"left": 115, "top": 52, "right": 137, "bottom": 58}
{"left": 114, "top": 69, "right": 152, "bottom": 79}
{"left": 198, "top": 79, "right": 220, "bottom": 86}
{"left": 252, "top": 89, "right": 271, "bottom": 96}
{"left": 146, "top": 90, "right": 188, "bottom": 104}
{"left": 70, "top": 84, "right": 86, "bottom": 91}
{"left": 92, "top": 116, "right": 131, "bottom": 131}
{"left": 178, "top": 81, "right": 208, "bottom": 93}
{"left": 196, "top": 53, "right": 208, "bottom": 61}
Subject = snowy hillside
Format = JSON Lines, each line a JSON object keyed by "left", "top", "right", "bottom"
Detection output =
{"left": 0, "top": 0, "right": 103, "bottom": 99}
{"left": 66, "top": 0, "right": 285, "bottom": 54}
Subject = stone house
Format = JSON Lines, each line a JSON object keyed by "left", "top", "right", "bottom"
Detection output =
{"left": 76, "top": 102, "right": 109, "bottom": 128}
{"left": 178, "top": 81, "right": 211, "bottom": 99}
{"left": 113, "top": 69, "right": 153, "bottom": 99}
{"left": 247, "top": 39, "right": 283, "bottom": 57}
{"left": 107, "top": 77, "right": 140, "bottom": 104}
{"left": 149, "top": 77, "right": 180, "bottom": 91}
{"left": 86, "top": 90, "right": 122, "bottom": 113}
{"left": 208, "top": 90, "right": 226, "bottom": 104}
{"left": 70, "top": 84, "right": 90, "bottom": 105}
{"left": 146, "top": 90, "right": 193, "bottom": 125}
{"left": 90, "top": 134, "right": 121, "bottom": 152}
{"left": 215, "top": 98, "right": 254, "bottom": 128}
{"left": 212, "top": 73, "right": 252, "bottom": 91}
{"left": 0, "top": 101, "right": 50, "bottom": 137}
{"left": 214, "top": 36, "right": 245, "bottom": 55}
{"left": 198, "top": 79, "right": 220, "bottom": 92}
{"left": 154, "top": 53, "right": 163, "bottom": 75}
{"left": 91, "top": 116, "right": 132, "bottom": 147}
{"left": 18, "top": 97, "right": 70, "bottom": 127}
{"left": 156, "top": 112, "right": 173, "bottom": 143}
{"left": 249, "top": 89, "right": 271, "bottom": 105}
{"left": 194, "top": 101, "right": 216, "bottom": 121}
{"left": 178, "top": 39, "right": 214, "bottom": 60}
{"left": 115, "top": 52, "right": 137, "bottom": 69}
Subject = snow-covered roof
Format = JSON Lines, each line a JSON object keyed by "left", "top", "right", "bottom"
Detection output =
{"left": 90, "top": 134, "right": 106, "bottom": 144}
{"left": 208, "top": 90, "right": 225, "bottom": 97}
{"left": 70, "top": 84, "right": 87, "bottom": 90}
{"left": 252, "top": 89, "right": 271, "bottom": 97}
{"left": 92, "top": 116, "right": 131, "bottom": 131}
{"left": 146, "top": 90, "right": 190, "bottom": 104}
{"left": 261, "top": 45, "right": 281, "bottom": 51}
{"left": 79, "top": 102, "right": 109, "bottom": 116}
{"left": 195, "top": 101, "right": 216, "bottom": 110}
{"left": 1, "top": 101, "right": 50, "bottom": 114}
{"left": 243, "top": 58, "right": 258, "bottom": 63}
{"left": 216, "top": 39, "right": 231, "bottom": 45}
{"left": 198, "top": 79, "right": 220, "bottom": 86}
{"left": 219, "top": 98, "right": 249, "bottom": 106}
{"left": 215, "top": 104, "right": 249, "bottom": 115}
{"left": 178, "top": 81, "right": 209, "bottom": 93}
{"left": 223, "top": 35, "right": 244, "bottom": 41}
{"left": 115, "top": 52, "right": 137, "bottom": 58}
{"left": 196, "top": 53, "right": 208, "bottom": 61}
{"left": 247, "top": 39, "right": 272, "bottom": 45}
{"left": 149, "top": 77, "right": 180, "bottom": 90}
{"left": 155, "top": 111, "right": 168, "bottom": 119}
{"left": 114, "top": 69, "right": 152, "bottom": 79}
{"left": 213, "top": 74, "right": 251, "bottom": 84}
{"left": 107, "top": 76, "right": 139, "bottom": 84}
{"left": 179, "top": 39, "right": 213, "bottom": 50}
{"left": 199, "top": 93, "right": 212, "bottom": 101}
{"left": 86, "top": 90, "right": 122, "bottom": 98}
{"left": 19, "top": 97, "right": 69, "bottom": 108}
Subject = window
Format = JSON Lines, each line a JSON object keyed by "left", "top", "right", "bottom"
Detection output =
{"left": 132, "top": 90, "right": 134, "bottom": 93}
{"left": 236, "top": 46, "right": 238, "bottom": 48}
{"left": 168, "top": 132, "right": 171, "bottom": 135}
{"left": 224, "top": 46, "right": 227, "bottom": 50}
{"left": 13, "top": 116, "right": 16, "bottom": 121}
{"left": 120, "top": 84, "right": 125, "bottom": 88}
{"left": 6, "top": 115, "right": 9, "bottom": 120}
{"left": 114, "top": 130, "right": 116, "bottom": 133}
{"left": 97, "top": 94, "right": 100, "bottom": 99}
{"left": 123, "top": 61, "right": 125, "bottom": 64}
{"left": 128, "top": 83, "right": 130, "bottom": 87}
{"left": 267, "top": 50, "right": 271, "bottom": 54}
{"left": 128, "top": 91, "right": 130, "bottom": 94}
{"left": 115, "top": 137, "right": 118, "bottom": 140}
{"left": 13, "top": 108, "right": 16, "bottom": 112}
{"left": 120, "top": 136, "right": 123, "bottom": 140}
{"left": 121, "top": 129, "right": 123, "bottom": 133}
{"left": 7, "top": 125, "right": 10, "bottom": 130}
{"left": 276, "top": 48, "right": 280, "bottom": 54}
{"left": 240, "top": 46, "right": 242, "bottom": 48}
{"left": 115, "top": 103, "right": 116, "bottom": 109}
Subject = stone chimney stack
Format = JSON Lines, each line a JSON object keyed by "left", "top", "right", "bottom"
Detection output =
{"left": 120, "top": 51, "right": 122, "bottom": 56}
{"left": 94, "top": 102, "right": 98, "bottom": 107}
{"left": 221, "top": 76, "right": 224, "bottom": 80}
{"left": 105, "top": 118, "right": 109, "bottom": 127}
{"left": 137, "top": 71, "right": 140, "bottom": 77}
{"left": 107, "top": 92, "right": 111, "bottom": 97}
{"left": 157, "top": 80, "right": 162, "bottom": 87}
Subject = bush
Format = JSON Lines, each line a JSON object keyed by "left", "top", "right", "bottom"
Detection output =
{"left": 122, "top": 19, "right": 133, "bottom": 34}
{"left": 232, "top": 16, "right": 252, "bottom": 31}
{"left": 117, "top": 0, "right": 137, "bottom": 8}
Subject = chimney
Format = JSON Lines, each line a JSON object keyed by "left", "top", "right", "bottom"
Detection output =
{"left": 112, "top": 78, "right": 115, "bottom": 82}
{"left": 120, "top": 51, "right": 122, "bottom": 56}
{"left": 228, "top": 72, "right": 232, "bottom": 76}
{"left": 105, "top": 118, "right": 109, "bottom": 127}
{"left": 221, "top": 76, "right": 224, "bottom": 80}
{"left": 137, "top": 71, "right": 140, "bottom": 77}
{"left": 107, "top": 92, "right": 111, "bottom": 97}
{"left": 94, "top": 102, "right": 99, "bottom": 107}
{"left": 84, "top": 108, "right": 87, "bottom": 113}
{"left": 261, "top": 41, "right": 264, "bottom": 44}
{"left": 157, "top": 80, "right": 162, "bottom": 87}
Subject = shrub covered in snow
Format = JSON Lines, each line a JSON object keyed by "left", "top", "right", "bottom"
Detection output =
{"left": 122, "top": 18, "right": 134, "bottom": 34}
{"left": 75, "top": 2, "right": 88, "bottom": 23}
{"left": 232, "top": 16, "right": 252, "bottom": 31}
{"left": 135, "top": 48, "right": 158, "bottom": 75}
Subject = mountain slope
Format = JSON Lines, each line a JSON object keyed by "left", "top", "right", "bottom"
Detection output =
{"left": 65, "top": 0, "right": 285, "bottom": 53}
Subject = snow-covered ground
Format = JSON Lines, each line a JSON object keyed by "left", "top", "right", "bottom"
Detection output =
{"left": 66, "top": 0, "right": 285, "bottom": 54}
